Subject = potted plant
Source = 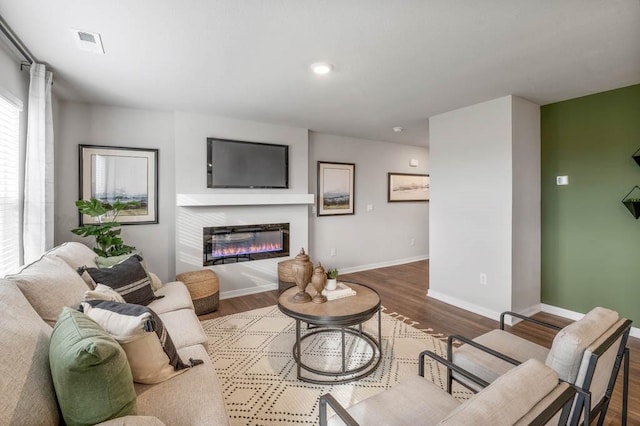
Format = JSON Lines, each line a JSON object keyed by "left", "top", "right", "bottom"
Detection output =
{"left": 71, "top": 199, "right": 140, "bottom": 257}
{"left": 325, "top": 268, "right": 338, "bottom": 291}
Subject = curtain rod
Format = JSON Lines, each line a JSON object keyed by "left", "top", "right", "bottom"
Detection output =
{"left": 0, "top": 14, "right": 36, "bottom": 64}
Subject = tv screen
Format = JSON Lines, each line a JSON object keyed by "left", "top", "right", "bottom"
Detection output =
{"left": 207, "top": 138, "right": 289, "bottom": 188}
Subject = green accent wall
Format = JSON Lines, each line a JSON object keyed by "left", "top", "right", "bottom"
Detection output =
{"left": 541, "top": 84, "right": 640, "bottom": 324}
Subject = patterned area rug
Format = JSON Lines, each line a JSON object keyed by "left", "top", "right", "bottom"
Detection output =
{"left": 202, "top": 305, "right": 472, "bottom": 425}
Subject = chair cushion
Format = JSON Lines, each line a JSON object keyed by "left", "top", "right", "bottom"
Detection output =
{"left": 452, "top": 329, "right": 549, "bottom": 391}
{"left": 84, "top": 255, "right": 158, "bottom": 306}
{"left": 5, "top": 255, "right": 89, "bottom": 326}
{"left": 0, "top": 280, "right": 59, "bottom": 426}
{"left": 49, "top": 307, "right": 137, "bottom": 425}
{"left": 439, "top": 359, "right": 559, "bottom": 425}
{"left": 328, "top": 375, "right": 461, "bottom": 426}
{"left": 545, "top": 307, "right": 619, "bottom": 383}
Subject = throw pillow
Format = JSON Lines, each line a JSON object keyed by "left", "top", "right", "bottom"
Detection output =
{"left": 83, "top": 283, "right": 126, "bottom": 303}
{"left": 82, "top": 255, "right": 158, "bottom": 306}
{"left": 49, "top": 307, "right": 136, "bottom": 426}
{"left": 80, "top": 300, "right": 193, "bottom": 384}
{"left": 95, "top": 252, "right": 141, "bottom": 268}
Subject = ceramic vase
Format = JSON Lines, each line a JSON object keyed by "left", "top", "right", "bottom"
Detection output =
{"left": 291, "top": 248, "right": 313, "bottom": 303}
{"left": 311, "top": 263, "right": 327, "bottom": 304}
{"left": 325, "top": 278, "right": 338, "bottom": 291}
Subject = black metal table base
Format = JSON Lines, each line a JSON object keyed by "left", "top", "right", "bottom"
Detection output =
{"left": 293, "top": 309, "right": 382, "bottom": 384}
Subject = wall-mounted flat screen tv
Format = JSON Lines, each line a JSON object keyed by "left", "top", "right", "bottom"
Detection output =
{"left": 207, "top": 138, "right": 289, "bottom": 188}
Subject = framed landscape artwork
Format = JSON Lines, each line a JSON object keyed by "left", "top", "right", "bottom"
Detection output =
{"left": 317, "top": 161, "right": 355, "bottom": 216}
{"left": 79, "top": 145, "right": 159, "bottom": 225}
{"left": 387, "top": 173, "right": 429, "bottom": 202}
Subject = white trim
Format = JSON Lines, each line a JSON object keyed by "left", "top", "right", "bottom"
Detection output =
{"left": 220, "top": 283, "right": 278, "bottom": 300}
{"left": 426, "top": 290, "right": 503, "bottom": 321}
{"left": 176, "top": 193, "right": 315, "bottom": 206}
{"left": 0, "top": 88, "right": 23, "bottom": 111}
{"left": 541, "top": 303, "right": 640, "bottom": 339}
{"left": 338, "top": 255, "right": 429, "bottom": 275}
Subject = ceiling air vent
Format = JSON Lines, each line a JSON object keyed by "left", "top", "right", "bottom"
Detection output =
{"left": 71, "top": 29, "right": 105, "bottom": 54}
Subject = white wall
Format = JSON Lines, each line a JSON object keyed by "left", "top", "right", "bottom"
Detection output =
{"left": 309, "top": 132, "right": 429, "bottom": 272}
{"left": 511, "top": 97, "right": 541, "bottom": 313}
{"left": 429, "top": 95, "right": 540, "bottom": 320}
{"left": 54, "top": 102, "right": 176, "bottom": 281}
{"left": 174, "top": 112, "right": 310, "bottom": 298}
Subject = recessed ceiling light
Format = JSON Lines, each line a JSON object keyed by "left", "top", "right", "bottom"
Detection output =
{"left": 310, "top": 62, "right": 333, "bottom": 75}
{"left": 393, "top": 126, "right": 404, "bottom": 133}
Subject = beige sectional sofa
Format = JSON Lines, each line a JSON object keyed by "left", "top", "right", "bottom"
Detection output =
{"left": 0, "top": 242, "right": 229, "bottom": 425}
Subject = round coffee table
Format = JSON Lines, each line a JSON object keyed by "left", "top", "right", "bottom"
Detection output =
{"left": 277, "top": 281, "right": 382, "bottom": 384}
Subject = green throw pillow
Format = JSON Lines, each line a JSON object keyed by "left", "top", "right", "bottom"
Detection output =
{"left": 95, "top": 252, "right": 140, "bottom": 268}
{"left": 49, "top": 307, "right": 136, "bottom": 426}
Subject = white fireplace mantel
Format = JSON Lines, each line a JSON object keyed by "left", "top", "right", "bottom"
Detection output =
{"left": 176, "top": 193, "right": 315, "bottom": 207}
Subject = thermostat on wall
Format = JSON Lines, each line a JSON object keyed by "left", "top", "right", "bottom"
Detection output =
{"left": 556, "top": 176, "right": 569, "bottom": 185}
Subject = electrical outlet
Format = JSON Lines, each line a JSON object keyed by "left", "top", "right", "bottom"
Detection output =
{"left": 330, "top": 248, "right": 336, "bottom": 257}
{"left": 366, "top": 204, "right": 373, "bottom": 212}
{"left": 311, "top": 205, "right": 317, "bottom": 214}
{"left": 410, "top": 238, "right": 415, "bottom": 246}
{"left": 479, "top": 273, "right": 487, "bottom": 285}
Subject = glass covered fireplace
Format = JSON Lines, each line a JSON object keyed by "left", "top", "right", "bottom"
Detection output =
{"left": 203, "top": 223, "right": 290, "bottom": 266}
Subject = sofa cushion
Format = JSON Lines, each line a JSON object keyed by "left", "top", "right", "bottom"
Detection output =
{"left": 96, "top": 416, "right": 166, "bottom": 426}
{"left": 50, "top": 307, "right": 137, "bottom": 426}
{"left": 545, "top": 307, "right": 619, "bottom": 383}
{"left": 134, "top": 344, "right": 230, "bottom": 426}
{"left": 84, "top": 255, "right": 158, "bottom": 306}
{"left": 84, "top": 283, "right": 127, "bottom": 303}
{"left": 147, "top": 281, "right": 194, "bottom": 314}
{"left": 438, "top": 359, "right": 559, "bottom": 425}
{"left": 49, "top": 241, "right": 99, "bottom": 288}
{"left": 158, "top": 308, "right": 208, "bottom": 349}
{"left": 80, "top": 300, "right": 189, "bottom": 384}
{"left": 0, "top": 280, "right": 59, "bottom": 426}
{"left": 5, "top": 255, "right": 88, "bottom": 326}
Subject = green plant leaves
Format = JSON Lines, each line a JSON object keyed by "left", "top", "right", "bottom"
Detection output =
{"left": 73, "top": 198, "right": 138, "bottom": 257}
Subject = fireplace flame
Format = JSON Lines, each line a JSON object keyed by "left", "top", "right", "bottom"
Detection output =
{"left": 212, "top": 242, "right": 282, "bottom": 257}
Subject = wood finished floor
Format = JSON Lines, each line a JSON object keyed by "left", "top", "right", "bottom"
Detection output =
{"left": 200, "top": 260, "right": 639, "bottom": 425}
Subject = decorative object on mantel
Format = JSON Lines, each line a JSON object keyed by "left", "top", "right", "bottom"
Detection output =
{"left": 317, "top": 161, "right": 355, "bottom": 216}
{"left": 79, "top": 145, "right": 159, "bottom": 225}
{"left": 310, "top": 263, "right": 327, "bottom": 304}
{"left": 322, "top": 282, "right": 357, "bottom": 301}
{"left": 291, "top": 248, "right": 313, "bottom": 303}
{"left": 387, "top": 172, "right": 430, "bottom": 202}
{"left": 325, "top": 268, "right": 338, "bottom": 291}
{"left": 622, "top": 186, "right": 640, "bottom": 219}
{"left": 71, "top": 199, "right": 139, "bottom": 257}
{"left": 632, "top": 147, "right": 640, "bottom": 167}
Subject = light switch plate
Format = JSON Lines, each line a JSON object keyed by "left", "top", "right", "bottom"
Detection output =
{"left": 556, "top": 176, "right": 569, "bottom": 185}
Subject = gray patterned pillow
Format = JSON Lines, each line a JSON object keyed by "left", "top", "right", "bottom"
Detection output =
{"left": 82, "top": 255, "right": 158, "bottom": 306}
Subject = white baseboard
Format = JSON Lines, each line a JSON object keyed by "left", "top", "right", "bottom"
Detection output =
{"left": 426, "top": 290, "right": 504, "bottom": 322}
{"left": 220, "top": 283, "right": 278, "bottom": 300}
{"left": 339, "top": 255, "right": 429, "bottom": 275}
{"left": 541, "top": 304, "right": 640, "bottom": 339}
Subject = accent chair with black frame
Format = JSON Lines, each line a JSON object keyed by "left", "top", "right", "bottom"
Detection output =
{"left": 319, "top": 355, "right": 582, "bottom": 426}
{"left": 448, "top": 307, "right": 631, "bottom": 426}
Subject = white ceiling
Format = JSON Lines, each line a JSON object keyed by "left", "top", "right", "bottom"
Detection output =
{"left": 1, "top": 1, "right": 639, "bottom": 146}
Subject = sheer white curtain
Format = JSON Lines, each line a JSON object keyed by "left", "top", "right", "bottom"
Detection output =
{"left": 23, "top": 63, "right": 54, "bottom": 264}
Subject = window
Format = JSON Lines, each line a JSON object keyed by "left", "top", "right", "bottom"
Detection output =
{"left": 0, "top": 93, "right": 21, "bottom": 276}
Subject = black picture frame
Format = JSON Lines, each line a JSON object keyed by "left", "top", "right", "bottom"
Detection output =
{"left": 387, "top": 172, "right": 429, "bottom": 202}
{"left": 317, "top": 161, "right": 355, "bottom": 216}
{"left": 78, "top": 145, "right": 159, "bottom": 225}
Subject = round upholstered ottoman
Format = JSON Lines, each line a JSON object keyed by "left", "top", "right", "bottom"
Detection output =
{"left": 277, "top": 259, "right": 296, "bottom": 294}
{"left": 176, "top": 269, "right": 219, "bottom": 315}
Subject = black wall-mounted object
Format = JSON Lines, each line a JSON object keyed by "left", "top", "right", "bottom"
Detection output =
{"left": 621, "top": 185, "right": 640, "bottom": 219}
{"left": 632, "top": 147, "right": 640, "bottom": 168}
